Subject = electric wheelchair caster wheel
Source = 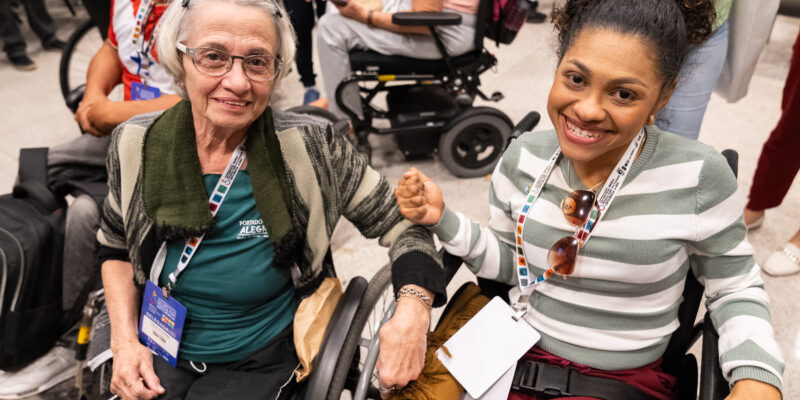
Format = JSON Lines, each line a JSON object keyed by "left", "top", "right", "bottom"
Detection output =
{"left": 439, "top": 108, "right": 512, "bottom": 178}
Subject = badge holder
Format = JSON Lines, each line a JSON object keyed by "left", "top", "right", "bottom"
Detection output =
{"left": 139, "top": 280, "right": 187, "bottom": 367}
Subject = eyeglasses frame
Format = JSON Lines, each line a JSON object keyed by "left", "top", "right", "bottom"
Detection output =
{"left": 176, "top": 42, "right": 283, "bottom": 82}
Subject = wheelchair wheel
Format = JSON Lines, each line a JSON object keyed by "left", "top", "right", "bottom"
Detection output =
{"left": 328, "top": 264, "right": 394, "bottom": 400}
{"left": 60, "top": 19, "right": 99, "bottom": 101}
{"left": 438, "top": 108, "right": 512, "bottom": 178}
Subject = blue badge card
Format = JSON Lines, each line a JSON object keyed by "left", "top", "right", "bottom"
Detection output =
{"left": 131, "top": 82, "right": 162, "bottom": 101}
{"left": 139, "top": 280, "right": 186, "bottom": 367}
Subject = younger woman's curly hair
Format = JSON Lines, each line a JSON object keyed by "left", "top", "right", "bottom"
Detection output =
{"left": 552, "top": 0, "right": 715, "bottom": 90}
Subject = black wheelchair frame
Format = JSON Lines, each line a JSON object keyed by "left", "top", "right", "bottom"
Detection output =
{"left": 336, "top": 0, "right": 516, "bottom": 178}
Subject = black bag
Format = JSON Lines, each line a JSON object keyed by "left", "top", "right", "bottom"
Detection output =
{"left": 485, "top": 0, "right": 528, "bottom": 45}
{"left": 0, "top": 148, "right": 67, "bottom": 370}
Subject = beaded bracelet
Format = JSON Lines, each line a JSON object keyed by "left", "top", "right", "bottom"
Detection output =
{"left": 397, "top": 286, "right": 433, "bottom": 312}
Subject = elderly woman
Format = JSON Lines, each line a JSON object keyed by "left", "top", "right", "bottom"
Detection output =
{"left": 96, "top": 0, "right": 443, "bottom": 398}
{"left": 395, "top": 0, "right": 784, "bottom": 398}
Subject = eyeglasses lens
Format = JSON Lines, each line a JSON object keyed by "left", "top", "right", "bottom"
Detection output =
{"left": 193, "top": 48, "right": 278, "bottom": 82}
{"left": 547, "top": 236, "right": 579, "bottom": 276}
{"left": 561, "top": 189, "right": 595, "bottom": 227}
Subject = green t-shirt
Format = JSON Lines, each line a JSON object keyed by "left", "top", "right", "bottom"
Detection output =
{"left": 160, "top": 170, "right": 298, "bottom": 363}
{"left": 713, "top": 0, "right": 732, "bottom": 31}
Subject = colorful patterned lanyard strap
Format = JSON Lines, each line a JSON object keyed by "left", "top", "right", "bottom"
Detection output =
{"left": 514, "top": 128, "right": 646, "bottom": 300}
{"left": 132, "top": 0, "right": 161, "bottom": 82}
{"left": 164, "top": 139, "right": 247, "bottom": 294}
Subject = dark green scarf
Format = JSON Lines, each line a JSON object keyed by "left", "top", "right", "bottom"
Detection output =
{"left": 142, "top": 100, "right": 293, "bottom": 244}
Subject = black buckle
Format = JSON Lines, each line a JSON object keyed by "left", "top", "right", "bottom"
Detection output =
{"left": 512, "top": 360, "right": 572, "bottom": 398}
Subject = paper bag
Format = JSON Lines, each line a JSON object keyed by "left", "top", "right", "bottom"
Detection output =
{"left": 293, "top": 277, "right": 343, "bottom": 382}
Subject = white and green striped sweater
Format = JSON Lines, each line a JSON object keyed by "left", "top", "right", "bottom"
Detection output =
{"left": 431, "top": 128, "right": 784, "bottom": 390}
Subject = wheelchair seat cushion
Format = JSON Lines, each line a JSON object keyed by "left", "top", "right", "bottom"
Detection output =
{"left": 349, "top": 49, "right": 481, "bottom": 74}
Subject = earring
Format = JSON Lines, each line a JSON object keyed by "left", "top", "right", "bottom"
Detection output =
{"left": 646, "top": 114, "right": 655, "bottom": 126}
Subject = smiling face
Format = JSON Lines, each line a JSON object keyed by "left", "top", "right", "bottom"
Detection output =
{"left": 547, "top": 28, "right": 673, "bottom": 170}
{"left": 181, "top": 2, "right": 278, "bottom": 137}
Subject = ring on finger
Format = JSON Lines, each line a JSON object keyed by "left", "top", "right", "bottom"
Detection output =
{"left": 378, "top": 383, "right": 396, "bottom": 396}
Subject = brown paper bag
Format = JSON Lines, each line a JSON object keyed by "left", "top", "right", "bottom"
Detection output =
{"left": 293, "top": 277, "right": 343, "bottom": 382}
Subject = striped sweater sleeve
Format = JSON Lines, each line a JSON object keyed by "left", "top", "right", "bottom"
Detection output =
{"left": 430, "top": 138, "right": 522, "bottom": 285}
{"left": 690, "top": 149, "right": 784, "bottom": 391}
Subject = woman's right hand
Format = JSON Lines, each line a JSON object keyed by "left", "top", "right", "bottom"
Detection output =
{"left": 109, "top": 340, "right": 165, "bottom": 400}
{"left": 395, "top": 167, "right": 444, "bottom": 226}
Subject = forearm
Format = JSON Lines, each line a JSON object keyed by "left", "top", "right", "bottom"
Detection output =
{"left": 94, "top": 94, "right": 181, "bottom": 136}
{"left": 84, "top": 40, "right": 124, "bottom": 100}
{"left": 101, "top": 260, "right": 142, "bottom": 349}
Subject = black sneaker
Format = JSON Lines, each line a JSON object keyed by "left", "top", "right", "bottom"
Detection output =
{"left": 42, "top": 37, "right": 66, "bottom": 51}
{"left": 9, "top": 53, "right": 37, "bottom": 70}
{"left": 527, "top": 9, "right": 547, "bottom": 23}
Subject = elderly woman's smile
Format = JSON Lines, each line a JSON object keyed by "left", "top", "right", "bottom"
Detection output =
{"left": 180, "top": 1, "right": 278, "bottom": 136}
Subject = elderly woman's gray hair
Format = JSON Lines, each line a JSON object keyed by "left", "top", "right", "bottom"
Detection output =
{"left": 155, "top": 0, "right": 295, "bottom": 98}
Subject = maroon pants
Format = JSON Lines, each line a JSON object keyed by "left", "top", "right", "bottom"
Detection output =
{"left": 508, "top": 347, "right": 676, "bottom": 400}
{"left": 747, "top": 28, "right": 800, "bottom": 211}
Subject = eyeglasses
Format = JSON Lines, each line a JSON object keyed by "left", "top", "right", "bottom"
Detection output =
{"left": 176, "top": 43, "right": 282, "bottom": 82}
{"left": 545, "top": 189, "right": 597, "bottom": 277}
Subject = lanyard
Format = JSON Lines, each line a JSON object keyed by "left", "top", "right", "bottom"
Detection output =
{"left": 514, "top": 128, "right": 645, "bottom": 301}
{"left": 132, "top": 0, "right": 161, "bottom": 83}
{"left": 164, "top": 139, "right": 247, "bottom": 294}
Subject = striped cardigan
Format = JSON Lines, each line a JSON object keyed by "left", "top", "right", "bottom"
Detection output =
{"left": 96, "top": 109, "right": 445, "bottom": 304}
{"left": 431, "top": 128, "right": 784, "bottom": 390}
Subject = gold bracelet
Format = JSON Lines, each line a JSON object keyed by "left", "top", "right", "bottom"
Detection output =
{"left": 366, "top": 9, "right": 375, "bottom": 28}
{"left": 397, "top": 286, "right": 433, "bottom": 311}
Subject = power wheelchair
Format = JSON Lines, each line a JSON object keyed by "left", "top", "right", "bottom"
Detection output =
{"left": 335, "top": 0, "right": 516, "bottom": 178}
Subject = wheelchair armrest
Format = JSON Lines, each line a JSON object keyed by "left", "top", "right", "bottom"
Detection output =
{"left": 392, "top": 11, "right": 462, "bottom": 26}
{"left": 699, "top": 314, "right": 731, "bottom": 400}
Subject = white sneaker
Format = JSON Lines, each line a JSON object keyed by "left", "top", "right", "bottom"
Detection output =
{"left": 0, "top": 346, "right": 77, "bottom": 399}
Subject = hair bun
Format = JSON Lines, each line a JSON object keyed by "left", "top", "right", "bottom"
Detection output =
{"left": 678, "top": 0, "right": 716, "bottom": 44}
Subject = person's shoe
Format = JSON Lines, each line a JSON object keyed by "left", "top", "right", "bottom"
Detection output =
{"left": 8, "top": 53, "right": 36, "bottom": 71}
{"left": 42, "top": 37, "right": 66, "bottom": 51}
{"left": 762, "top": 243, "right": 800, "bottom": 276}
{"left": 0, "top": 346, "right": 76, "bottom": 399}
{"left": 303, "top": 87, "right": 321, "bottom": 105}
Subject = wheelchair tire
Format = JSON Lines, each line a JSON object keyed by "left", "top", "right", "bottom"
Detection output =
{"left": 60, "top": 19, "right": 98, "bottom": 101}
{"left": 438, "top": 108, "right": 513, "bottom": 178}
{"left": 328, "top": 264, "right": 394, "bottom": 400}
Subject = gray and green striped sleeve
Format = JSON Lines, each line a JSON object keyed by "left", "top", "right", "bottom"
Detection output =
{"left": 690, "top": 150, "right": 784, "bottom": 392}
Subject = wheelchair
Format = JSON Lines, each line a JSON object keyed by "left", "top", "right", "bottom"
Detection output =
{"left": 76, "top": 257, "right": 396, "bottom": 400}
{"left": 331, "top": 114, "right": 740, "bottom": 400}
{"left": 335, "top": 0, "right": 516, "bottom": 178}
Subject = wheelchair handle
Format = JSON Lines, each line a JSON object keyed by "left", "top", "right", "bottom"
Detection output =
{"left": 507, "top": 111, "right": 541, "bottom": 149}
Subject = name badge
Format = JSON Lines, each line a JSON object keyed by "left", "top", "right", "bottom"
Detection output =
{"left": 437, "top": 296, "right": 540, "bottom": 398}
{"left": 131, "top": 82, "right": 162, "bottom": 100}
{"left": 139, "top": 280, "right": 186, "bottom": 367}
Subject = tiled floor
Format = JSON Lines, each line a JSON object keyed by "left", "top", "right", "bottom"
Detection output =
{"left": 1, "top": 0, "right": 798, "bottom": 398}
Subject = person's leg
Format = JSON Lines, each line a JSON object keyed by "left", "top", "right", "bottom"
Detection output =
{"left": 746, "top": 28, "right": 800, "bottom": 213}
{"left": 62, "top": 194, "right": 100, "bottom": 311}
{"left": 655, "top": 22, "right": 729, "bottom": 140}
{"left": 284, "top": 0, "right": 317, "bottom": 88}
{"left": 21, "top": 0, "right": 59, "bottom": 46}
{"left": 152, "top": 357, "right": 200, "bottom": 400}
{"left": 0, "top": 0, "right": 33, "bottom": 67}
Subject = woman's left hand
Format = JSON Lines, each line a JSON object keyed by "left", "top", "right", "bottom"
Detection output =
{"left": 335, "top": 0, "right": 369, "bottom": 24}
{"left": 727, "top": 379, "right": 781, "bottom": 400}
{"left": 376, "top": 285, "right": 431, "bottom": 398}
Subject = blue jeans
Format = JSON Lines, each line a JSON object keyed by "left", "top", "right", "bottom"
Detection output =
{"left": 656, "top": 22, "right": 729, "bottom": 140}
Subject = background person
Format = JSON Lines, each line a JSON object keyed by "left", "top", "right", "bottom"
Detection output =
{"left": 98, "top": 0, "right": 443, "bottom": 397}
{"left": 0, "top": 0, "right": 64, "bottom": 70}
{"left": 315, "top": 0, "right": 479, "bottom": 117}
{"left": 283, "top": 0, "right": 326, "bottom": 105}
{"left": 744, "top": 27, "right": 800, "bottom": 276}
{"left": 395, "top": 0, "right": 783, "bottom": 398}
{"left": 654, "top": 0, "right": 729, "bottom": 140}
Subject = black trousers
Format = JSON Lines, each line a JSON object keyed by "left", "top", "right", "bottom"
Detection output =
{"left": 152, "top": 325, "right": 300, "bottom": 400}
{"left": 283, "top": 0, "right": 326, "bottom": 87}
{"left": 0, "top": 0, "right": 57, "bottom": 56}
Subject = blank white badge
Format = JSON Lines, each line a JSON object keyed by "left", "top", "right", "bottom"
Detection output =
{"left": 436, "top": 296, "right": 541, "bottom": 398}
